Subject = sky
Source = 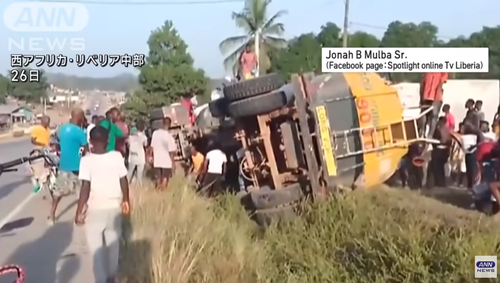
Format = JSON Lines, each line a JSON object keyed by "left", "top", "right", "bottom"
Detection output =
{"left": 1, "top": 0, "right": 499, "bottom": 79}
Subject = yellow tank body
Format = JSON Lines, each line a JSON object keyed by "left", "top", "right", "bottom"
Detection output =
{"left": 309, "top": 72, "right": 420, "bottom": 189}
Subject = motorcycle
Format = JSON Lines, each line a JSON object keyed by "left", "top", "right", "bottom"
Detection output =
{"left": 472, "top": 158, "right": 499, "bottom": 215}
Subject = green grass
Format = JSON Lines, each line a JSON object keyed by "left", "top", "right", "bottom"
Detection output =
{"left": 120, "top": 176, "right": 500, "bottom": 283}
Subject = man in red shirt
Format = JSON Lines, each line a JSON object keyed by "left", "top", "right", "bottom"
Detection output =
{"left": 180, "top": 96, "right": 195, "bottom": 125}
{"left": 240, "top": 44, "right": 257, "bottom": 80}
{"left": 442, "top": 104, "right": 455, "bottom": 131}
{"left": 420, "top": 72, "right": 448, "bottom": 137}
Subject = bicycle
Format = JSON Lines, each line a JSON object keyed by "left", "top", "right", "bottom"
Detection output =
{"left": 0, "top": 153, "right": 48, "bottom": 283}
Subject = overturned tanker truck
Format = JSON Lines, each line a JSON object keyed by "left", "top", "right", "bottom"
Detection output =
{"left": 149, "top": 101, "right": 197, "bottom": 169}
{"left": 148, "top": 97, "right": 235, "bottom": 169}
{"left": 149, "top": 72, "right": 436, "bottom": 225}
{"left": 206, "top": 72, "right": 436, "bottom": 225}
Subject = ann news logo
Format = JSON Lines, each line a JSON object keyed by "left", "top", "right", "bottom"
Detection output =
{"left": 475, "top": 256, "right": 497, "bottom": 278}
{"left": 3, "top": 2, "right": 89, "bottom": 53}
{"left": 3, "top": 2, "right": 88, "bottom": 32}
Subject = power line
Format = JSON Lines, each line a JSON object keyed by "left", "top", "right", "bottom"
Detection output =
{"left": 34, "top": 0, "right": 243, "bottom": 5}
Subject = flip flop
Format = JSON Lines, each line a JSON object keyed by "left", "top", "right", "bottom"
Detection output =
{"left": 33, "top": 184, "right": 41, "bottom": 194}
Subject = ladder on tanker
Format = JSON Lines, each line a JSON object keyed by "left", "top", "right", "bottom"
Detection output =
{"left": 332, "top": 106, "right": 439, "bottom": 159}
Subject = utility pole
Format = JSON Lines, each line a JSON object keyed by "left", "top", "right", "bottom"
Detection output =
{"left": 254, "top": 30, "right": 260, "bottom": 77}
{"left": 342, "top": 0, "right": 350, "bottom": 47}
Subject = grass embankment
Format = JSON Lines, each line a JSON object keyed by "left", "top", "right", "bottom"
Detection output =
{"left": 120, "top": 176, "right": 500, "bottom": 283}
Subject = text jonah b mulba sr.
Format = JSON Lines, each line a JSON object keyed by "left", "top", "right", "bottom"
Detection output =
{"left": 325, "top": 49, "right": 406, "bottom": 60}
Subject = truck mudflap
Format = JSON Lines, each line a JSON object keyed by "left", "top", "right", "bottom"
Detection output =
{"left": 316, "top": 103, "right": 439, "bottom": 189}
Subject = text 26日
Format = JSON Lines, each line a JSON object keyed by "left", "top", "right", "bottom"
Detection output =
{"left": 325, "top": 50, "right": 405, "bottom": 60}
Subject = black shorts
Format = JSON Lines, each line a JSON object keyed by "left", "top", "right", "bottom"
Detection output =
{"left": 154, "top": 167, "right": 172, "bottom": 179}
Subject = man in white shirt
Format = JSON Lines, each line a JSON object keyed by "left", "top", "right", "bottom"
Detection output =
{"left": 462, "top": 118, "right": 486, "bottom": 190}
{"left": 480, "top": 120, "right": 498, "bottom": 142}
{"left": 127, "top": 120, "right": 148, "bottom": 187}
{"left": 150, "top": 117, "right": 177, "bottom": 190}
{"left": 75, "top": 125, "right": 130, "bottom": 283}
{"left": 86, "top": 115, "right": 98, "bottom": 143}
{"left": 199, "top": 140, "right": 227, "bottom": 197}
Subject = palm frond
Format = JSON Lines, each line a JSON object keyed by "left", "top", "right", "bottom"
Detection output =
{"left": 248, "top": 0, "right": 268, "bottom": 27}
{"left": 219, "top": 35, "right": 249, "bottom": 54}
{"left": 221, "top": 0, "right": 287, "bottom": 72}
{"left": 263, "top": 35, "right": 288, "bottom": 49}
{"left": 262, "top": 10, "right": 287, "bottom": 32}
{"left": 222, "top": 42, "right": 248, "bottom": 72}
{"left": 263, "top": 22, "right": 285, "bottom": 36}
{"left": 232, "top": 12, "right": 255, "bottom": 33}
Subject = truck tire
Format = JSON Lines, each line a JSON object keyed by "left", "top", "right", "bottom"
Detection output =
{"left": 223, "top": 73, "right": 285, "bottom": 102}
{"left": 240, "top": 183, "right": 303, "bottom": 211}
{"left": 227, "top": 91, "right": 287, "bottom": 118}
{"left": 208, "top": 98, "right": 227, "bottom": 118}
{"left": 150, "top": 108, "right": 164, "bottom": 120}
{"left": 150, "top": 118, "right": 163, "bottom": 130}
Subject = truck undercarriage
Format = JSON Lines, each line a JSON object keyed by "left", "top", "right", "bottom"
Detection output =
{"left": 151, "top": 72, "right": 437, "bottom": 226}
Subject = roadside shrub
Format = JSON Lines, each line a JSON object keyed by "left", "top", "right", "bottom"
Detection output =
{"left": 264, "top": 189, "right": 500, "bottom": 283}
{"left": 120, "top": 179, "right": 500, "bottom": 283}
{"left": 119, "top": 176, "right": 267, "bottom": 283}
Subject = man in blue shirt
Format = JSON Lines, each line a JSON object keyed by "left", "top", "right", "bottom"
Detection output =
{"left": 48, "top": 108, "right": 88, "bottom": 225}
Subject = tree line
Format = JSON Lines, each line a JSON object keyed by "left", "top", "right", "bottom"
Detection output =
{"left": 267, "top": 21, "right": 500, "bottom": 83}
{"left": 121, "top": 21, "right": 208, "bottom": 119}
{"left": 0, "top": 70, "right": 49, "bottom": 104}
{"left": 6, "top": 0, "right": 497, "bottom": 120}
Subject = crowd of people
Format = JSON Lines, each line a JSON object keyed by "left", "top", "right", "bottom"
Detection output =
{"left": 24, "top": 92, "right": 500, "bottom": 281}
{"left": 397, "top": 98, "right": 500, "bottom": 210}
{"left": 27, "top": 106, "right": 229, "bottom": 283}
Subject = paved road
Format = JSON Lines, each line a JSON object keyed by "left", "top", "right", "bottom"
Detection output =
{"left": 0, "top": 95, "right": 120, "bottom": 282}
{"left": 86, "top": 93, "right": 110, "bottom": 117}
{"left": 0, "top": 140, "right": 92, "bottom": 282}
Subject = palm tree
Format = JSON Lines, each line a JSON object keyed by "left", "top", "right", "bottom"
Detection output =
{"left": 219, "top": 0, "right": 287, "bottom": 75}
